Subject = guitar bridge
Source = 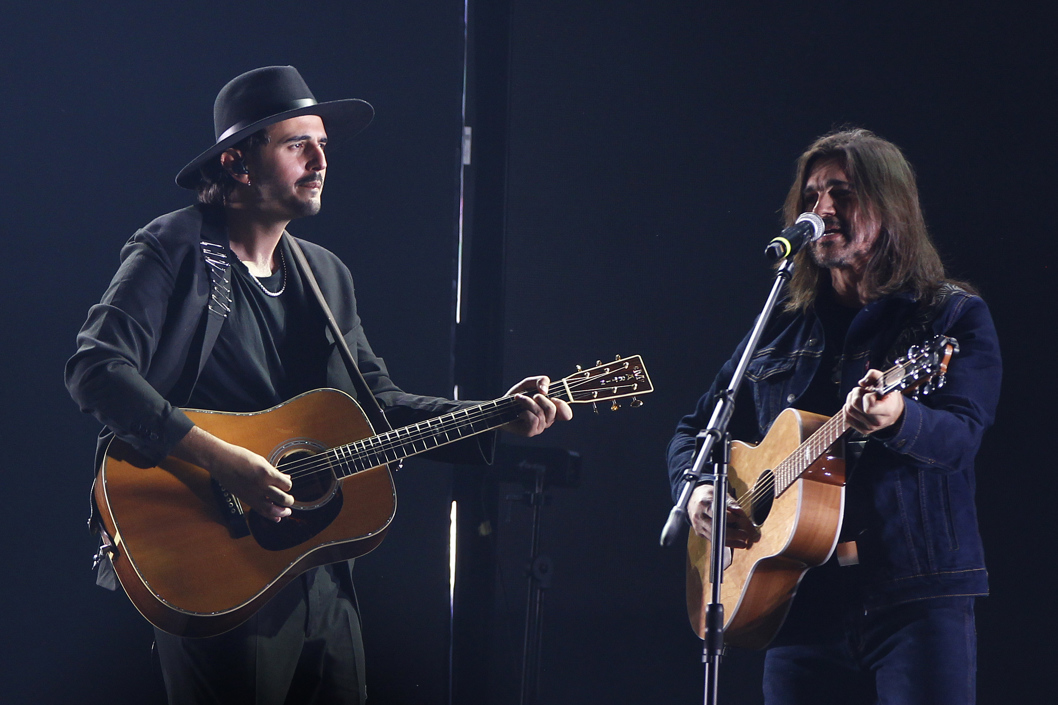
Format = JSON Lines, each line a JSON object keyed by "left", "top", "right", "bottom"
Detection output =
{"left": 211, "top": 478, "right": 251, "bottom": 538}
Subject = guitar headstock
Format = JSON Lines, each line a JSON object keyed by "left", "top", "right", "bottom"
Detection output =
{"left": 878, "top": 335, "right": 960, "bottom": 399}
{"left": 557, "top": 355, "right": 654, "bottom": 410}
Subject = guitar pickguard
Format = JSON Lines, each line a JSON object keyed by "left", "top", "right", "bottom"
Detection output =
{"left": 247, "top": 489, "right": 345, "bottom": 551}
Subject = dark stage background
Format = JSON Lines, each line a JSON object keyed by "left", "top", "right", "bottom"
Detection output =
{"left": 1, "top": 2, "right": 1053, "bottom": 703}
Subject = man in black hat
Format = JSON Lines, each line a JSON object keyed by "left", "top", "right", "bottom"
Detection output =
{"left": 67, "top": 65, "right": 571, "bottom": 704}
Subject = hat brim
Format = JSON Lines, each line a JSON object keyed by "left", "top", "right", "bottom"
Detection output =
{"left": 175, "top": 98, "right": 374, "bottom": 188}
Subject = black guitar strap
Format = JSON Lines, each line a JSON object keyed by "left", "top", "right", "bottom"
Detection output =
{"left": 285, "top": 234, "right": 393, "bottom": 434}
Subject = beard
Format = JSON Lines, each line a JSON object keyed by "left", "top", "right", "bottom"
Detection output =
{"left": 287, "top": 196, "right": 322, "bottom": 218}
{"left": 289, "top": 176, "right": 324, "bottom": 217}
{"left": 809, "top": 233, "right": 851, "bottom": 269}
{"left": 254, "top": 178, "right": 323, "bottom": 219}
{"left": 809, "top": 223, "right": 879, "bottom": 273}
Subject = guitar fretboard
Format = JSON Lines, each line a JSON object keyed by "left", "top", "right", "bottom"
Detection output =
{"left": 768, "top": 346, "right": 945, "bottom": 498}
{"left": 326, "top": 396, "right": 529, "bottom": 477}
{"left": 275, "top": 356, "right": 650, "bottom": 484}
{"left": 772, "top": 413, "right": 849, "bottom": 496}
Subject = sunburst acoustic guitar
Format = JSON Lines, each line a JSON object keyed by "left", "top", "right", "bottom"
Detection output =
{"left": 96, "top": 356, "right": 652, "bottom": 637}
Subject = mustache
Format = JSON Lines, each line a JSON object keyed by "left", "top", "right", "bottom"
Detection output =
{"left": 821, "top": 217, "right": 843, "bottom": 232}
{"left": 296, "top": 175, "right": 323, "bottom": 186}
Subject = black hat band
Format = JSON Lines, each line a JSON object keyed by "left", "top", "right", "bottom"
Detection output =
{"left": 217, "top": 98, "right": 319, "bottom": 142}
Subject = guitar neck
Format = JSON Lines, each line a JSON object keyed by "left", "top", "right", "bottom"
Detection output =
{"left": 771, "top": 412, "right": 851, "bottom": 497}
{"left": 769, "top": 336, "right": 956, "bottom": 497}
{"left": 318, "top": 354, "right": 651, "bottom": 479}
{"left": 326, "top": 395, "right": 532, "bottom": 478}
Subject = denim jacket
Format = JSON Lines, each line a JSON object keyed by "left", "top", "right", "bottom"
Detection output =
{"left": 667, "top": 288, "right": 1001, "bottom": 608}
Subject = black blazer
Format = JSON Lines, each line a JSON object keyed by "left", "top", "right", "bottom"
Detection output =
{"left": 67, "top": 204, "right": 492, "bottom": 475}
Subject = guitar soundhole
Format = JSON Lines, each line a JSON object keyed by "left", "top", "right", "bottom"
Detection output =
{"left": 278, "top": 449, "right": 338, "bottom": 509}
{"left": 748, "top": 469, "right": 776, "bottom": 526}
{"left": 247, "top": 445, "right": 344, "bottom": 552}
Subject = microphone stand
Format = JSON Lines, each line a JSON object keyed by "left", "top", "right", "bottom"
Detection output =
{"left": 660, "top": 256, "right": 796, "bottom": 705}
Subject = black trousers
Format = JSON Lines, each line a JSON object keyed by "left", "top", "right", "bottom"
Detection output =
{"left": 154, "top": 564, "right": 366, "bottom": 705}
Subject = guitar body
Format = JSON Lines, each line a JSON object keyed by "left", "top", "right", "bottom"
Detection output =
{"left": 91, "top": 355, "right": 655, "bottom": 638}
{"left": 95, "top": 388, "right": 396, "bottom": 638}
{"left": 686, "top": 408, "right": 846, "bottom": 649}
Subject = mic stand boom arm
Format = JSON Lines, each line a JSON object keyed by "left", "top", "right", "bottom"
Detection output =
{"left": 659, "top": 257, "right": 795, "bottom": 705}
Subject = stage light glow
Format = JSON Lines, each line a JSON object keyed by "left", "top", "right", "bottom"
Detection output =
{"left": 449, "top": 500, "right": 458, "bottom": 613}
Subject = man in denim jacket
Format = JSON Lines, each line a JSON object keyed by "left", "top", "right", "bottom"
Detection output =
{"left": 667, "top": 129, "right": 1000, "bottom": 704}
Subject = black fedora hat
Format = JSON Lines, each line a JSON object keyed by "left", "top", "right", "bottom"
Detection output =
{"left": 176, "top": 65, "right": 374, "bottom": 188}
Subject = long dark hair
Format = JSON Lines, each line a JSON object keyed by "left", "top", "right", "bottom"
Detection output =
{"left": 781, "top": 128, "right": 970, "bottom": 310}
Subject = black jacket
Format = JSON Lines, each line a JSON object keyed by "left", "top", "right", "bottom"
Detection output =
{"left": 67, "top": 204, "right": 491, "bottom": 477}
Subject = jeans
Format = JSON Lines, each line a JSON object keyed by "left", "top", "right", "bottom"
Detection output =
{"left": 763, "top": 561, "right": 977, "bottom": 705}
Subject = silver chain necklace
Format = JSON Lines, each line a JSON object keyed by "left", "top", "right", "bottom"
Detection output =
{"left": 247, "top": 249, "right": 287, "bottom": 297}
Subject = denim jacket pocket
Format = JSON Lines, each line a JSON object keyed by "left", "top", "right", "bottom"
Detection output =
{"left": 922, "top": 470, "right": 959, "bottom": 553}
{"left": 747, "top": 354, "right": 792, "bottom": 432}
{"left": 747, "top": 342, "right": 823, "bottom": 432}
{"left": 892, "top": 465, "right": 975, "bottom": 577}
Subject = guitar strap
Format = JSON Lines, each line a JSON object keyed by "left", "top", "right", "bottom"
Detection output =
{"left": 285, "top": 234, "right": 394, "bottom": 434}
{"left": 94, "top": 231, "right": 395, "bottom": 586}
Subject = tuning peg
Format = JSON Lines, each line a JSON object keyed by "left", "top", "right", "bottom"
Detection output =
{"left": 611, "top": 400, "right": 620, "bottom": 411}
{"left": 591, "top": 402, "right": 599, "bottom": 414}
{"left": 614, "top": 354, "right": 622, "bottom": 361}
{"left": 630, "top": 397, "right": 643, "bottom": 408}
{"left": 576, "top": 364, "right": 583, "bottom": 371}
{"left": 596, "top": 360, "right": 602, "bottom": 366}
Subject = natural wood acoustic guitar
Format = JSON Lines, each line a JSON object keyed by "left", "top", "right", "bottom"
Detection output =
{"left": 96, "top": 356, "right": 652, "bottom": 637}
{"left": 686, "top": 337, "right": 957, "bottom": 648}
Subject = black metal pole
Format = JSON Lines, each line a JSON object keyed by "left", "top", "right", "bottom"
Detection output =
{"left": 449, "top": 1, "right": 514, "bottom": 703}
{"left": 660, "top": 257, "right": 796, "bottom": 705}
{"left": 519, "top": 466, "right": 550, "bottom": 705}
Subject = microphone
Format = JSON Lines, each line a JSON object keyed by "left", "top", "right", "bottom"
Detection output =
{"left": 765, "top": 212, "right": 825, "bottom": 261}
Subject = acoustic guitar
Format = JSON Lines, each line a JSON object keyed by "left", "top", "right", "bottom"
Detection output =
{"left": 96, "top": 356, "right": 652, "bottom": 637}
{"left": 686, "top": 337, "right": 957, "bottom": 648}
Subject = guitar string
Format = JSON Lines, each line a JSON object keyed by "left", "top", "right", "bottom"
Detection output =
{"left": 280, "top": 401, "right": 520, "bottom": 481}
{"left": 730, "top": 413, "right": 848, "bottom": 517}
{"left": 732, "top": 357, "right": 925, "bottom": 513}
{"left": 280, "top": 376, "right": 636, "bottom": 482}
{"left": 693, "top": 342, "right": 950, "bottom": 527}
{"left": 725, "top": 356, "right": 921, "bottom": 519}
{"left": 279, "top": 375, "right": 635, "bottom": 482}
{"left": 731, "top": 356, "right": 937, "bottom": 517}
{"left": 729, "top": 419, "right": 838, "bottom": 514}
{"left": 279, "top": 348, "right": 930, "bottom": 503}
{"left": 277, "top": 366, "right": 645, "bottom": 483}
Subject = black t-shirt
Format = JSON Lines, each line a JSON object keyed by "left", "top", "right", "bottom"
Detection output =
{"left": 792, "top": 292, "right": 860, "bottom": 417}
{"left": 188, "top": 239, "right": 331, "bottom": 412}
